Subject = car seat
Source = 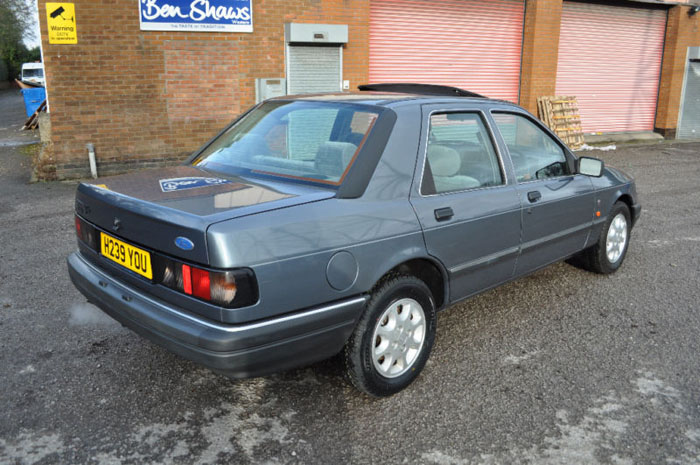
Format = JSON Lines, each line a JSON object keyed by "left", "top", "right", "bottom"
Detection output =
{"left": 427, "top": 144, "right": 480, "bottom": 193}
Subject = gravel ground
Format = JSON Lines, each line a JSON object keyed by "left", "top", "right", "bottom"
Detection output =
{"left": 0, "top": 88, "right": 699, "bottom": 464}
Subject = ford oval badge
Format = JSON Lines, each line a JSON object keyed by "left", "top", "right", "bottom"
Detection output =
{"left": 175, "top": 237, "right": 195, "bottom": 251}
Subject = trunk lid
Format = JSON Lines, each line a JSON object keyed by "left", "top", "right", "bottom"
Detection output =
{"left": 75, "top": 166, "right": 335, "bottom": 265}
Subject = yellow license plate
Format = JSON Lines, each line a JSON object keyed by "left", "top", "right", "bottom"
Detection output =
{"left": 100, "top": 232, "right": 153, "bottom": 280}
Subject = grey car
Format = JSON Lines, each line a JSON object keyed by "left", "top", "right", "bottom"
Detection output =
{"left": 68, "top": 84, "right": 640, "bottom": 397}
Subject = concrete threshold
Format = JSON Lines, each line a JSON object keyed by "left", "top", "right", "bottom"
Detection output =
{"left": 583, "top": 131, "right": 664, "bottom": 146}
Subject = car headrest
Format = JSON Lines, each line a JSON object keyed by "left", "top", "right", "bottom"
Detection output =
{"left": 427, "top": 144, "right": 461, "bottom": 177}
{"left": 315, "top": 141, "right": 358, "bottom": 177}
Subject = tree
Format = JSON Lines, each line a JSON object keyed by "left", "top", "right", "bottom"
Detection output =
{"left": 0, "top": 0, "right": 37, "bottom": 80}
{"left": 0, "top": 58, "right": 8, "bottom": 81}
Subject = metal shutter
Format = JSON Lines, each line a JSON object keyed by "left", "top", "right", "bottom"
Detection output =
{"left": 369, "top": 0, "right": 525, "bottom": 102}
{"left": 555, "top": 2, "right": 667, "bottom": 133}
{"left": 678, "top": 52, "right": 700, "bottom": 139}
{"left": 287, "top": 45, "right": 342, "bottom": 94}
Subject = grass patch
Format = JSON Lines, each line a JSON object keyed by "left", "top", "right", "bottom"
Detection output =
{"left": 18, "top": 142, "right": 40, "bottom": 158}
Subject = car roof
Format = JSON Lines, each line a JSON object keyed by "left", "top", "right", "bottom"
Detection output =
{"left": 270, "top": 91, "right": 516, "bottom": 109}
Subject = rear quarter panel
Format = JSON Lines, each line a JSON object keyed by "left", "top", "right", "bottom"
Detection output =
{"left": 207, "top": 104, "right": 431, "bottom": 323}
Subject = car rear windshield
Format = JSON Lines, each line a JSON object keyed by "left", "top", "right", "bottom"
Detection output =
{"left": 192, "top": 101, "right": 380, "bottom": 187}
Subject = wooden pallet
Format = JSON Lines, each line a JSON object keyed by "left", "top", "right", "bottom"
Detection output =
{"left": 537, "top": 96, "right": 585, "bottom": 150}
{"left": 22, "top": 100, "right": 47, "bottom": 130}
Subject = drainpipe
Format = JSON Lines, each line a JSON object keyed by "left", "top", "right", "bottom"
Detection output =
{"left": 35, "top": 0, "right": 50, "bottom": 113}
{"left": 86, "top": 143, "right": 98, "bottom": 179}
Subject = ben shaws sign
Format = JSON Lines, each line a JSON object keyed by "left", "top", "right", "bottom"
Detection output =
{"left": 139, "top": 0, "right": 253, "bottom": 32}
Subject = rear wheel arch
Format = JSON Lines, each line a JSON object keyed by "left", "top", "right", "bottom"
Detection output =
{"left": 377, "top": 258, "right": 448, "bottom": 310}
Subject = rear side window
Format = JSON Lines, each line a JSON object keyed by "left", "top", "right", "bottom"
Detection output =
{"left": 422, "top": 113, "right": 503, "bottom": 195}
{"left": 491, "top": 112, "right": 569, "bottom": 182}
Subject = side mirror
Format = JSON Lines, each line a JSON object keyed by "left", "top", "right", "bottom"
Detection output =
{"left": 577, "top": 157, "right": 604, "bottom": 177}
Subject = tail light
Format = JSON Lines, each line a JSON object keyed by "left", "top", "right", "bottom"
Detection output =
{"left": 75, "top": 215, "right": 257, "bottom": 309}
{"left": 75, "top": 215, "right": 98, "bottom": 249}
{"left": 160, "top": 258, "right": 257, "bottom": 308}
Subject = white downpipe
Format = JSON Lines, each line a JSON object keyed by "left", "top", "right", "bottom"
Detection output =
{"left": 86, "top": 143, "right": 97, "bottom": 179}
{"left": 35, "top": 0, "right": 49, "bottom": 113}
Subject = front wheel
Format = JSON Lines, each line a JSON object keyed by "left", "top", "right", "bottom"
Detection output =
{"left": 578, "top": 201, "right": 631, "bottom": 274}
{"left": 343, "top": 275, "right": 437, "bottom": 397}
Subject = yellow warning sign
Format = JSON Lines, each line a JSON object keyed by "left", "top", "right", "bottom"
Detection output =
{"left": 46, "top": 3, "right": 77, "bottom": 44}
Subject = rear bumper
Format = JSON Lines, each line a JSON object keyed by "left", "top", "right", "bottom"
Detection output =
{"left": 67, "top": 252, "right": 367, "bottom": 378}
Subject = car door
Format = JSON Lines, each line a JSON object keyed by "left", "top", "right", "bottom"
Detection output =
{"left": 409, "top": 106, "right": 521, "bottom": 302}
{"left": 490, "top": 111, "right": 596, "bottom": 276}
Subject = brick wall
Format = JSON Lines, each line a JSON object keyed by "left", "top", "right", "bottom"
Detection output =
{"left": 519, "top": 0, "right": 562, "bottom": 115}
{"left": 37, "top": 0, "right": 699, "bottom": 180}
{"left": 519, "top": 0, "right": 700, "bottom": 139}
{"left": 655, "top": 5, "right": 700, "bottom": 138}
{"left": 36, "top": 0, "right": 369, "bottom": 180}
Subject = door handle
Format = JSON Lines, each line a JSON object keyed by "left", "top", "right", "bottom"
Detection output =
{"left": 527, "top": 191, "right": 542, "bottom": 203}
{"left": 434, "top": 207, "right": 454, "bottom": 222}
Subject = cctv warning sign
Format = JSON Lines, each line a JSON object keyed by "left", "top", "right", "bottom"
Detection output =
{"left": 46, "top": 3, "right": 77, "bottom": 44}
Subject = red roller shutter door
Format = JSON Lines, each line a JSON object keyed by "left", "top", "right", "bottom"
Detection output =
{"left": 370, "top": 0, "right": 525, "bottom": 102}
{"left": 556, "top": 2, "right": 667, "bottom": 133}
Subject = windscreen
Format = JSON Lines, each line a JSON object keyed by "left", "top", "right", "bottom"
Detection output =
{"left": 23, "top": 68, "right": 43, "bottom": 78}
{"left": 192, "top": 101, "right": 379, "bottom": 187}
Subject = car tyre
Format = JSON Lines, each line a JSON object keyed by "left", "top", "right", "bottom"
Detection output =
{"left": 578, "top": 201, "right": 631, "bottom": 274}
{"left": 344, "top": 274, "right": 436, "bottom": 397}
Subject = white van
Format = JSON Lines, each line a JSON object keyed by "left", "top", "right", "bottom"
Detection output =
{"left": 20, "top": 63, "right": 45, "bottom": 87}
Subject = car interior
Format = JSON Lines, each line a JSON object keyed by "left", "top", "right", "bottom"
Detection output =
{"left": 197, "top": 103, "right": 376, "bottom": 184}
{"left": 421, "top": 113, "right": 503, "bottom": 195}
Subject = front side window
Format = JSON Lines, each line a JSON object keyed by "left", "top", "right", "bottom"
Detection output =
{"left": 193, "top": 101, "right": 379, "bottom": 187}
{"left": 492, "top": 113, "right": 569, "bottom": 182}
{"left": 422, "top": 112, "right": 503, "bottom": 195}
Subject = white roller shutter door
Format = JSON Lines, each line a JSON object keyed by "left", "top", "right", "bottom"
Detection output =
{"left": 369, "top": 0, "right": 525, "bottom": 102}
{"left": 287, "top": 45, "right": 342, "bottom": 94}
{"left": 555, "top": 2, "right": 667, "bottom": 133}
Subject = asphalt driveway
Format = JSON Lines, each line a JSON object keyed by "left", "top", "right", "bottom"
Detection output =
{"left": 0, "top": 89, "right": 699, "bottom": 464}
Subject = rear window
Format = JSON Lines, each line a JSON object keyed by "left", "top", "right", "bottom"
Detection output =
{"left": 192, "top": 101, "right": 379, "bottom": 187}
